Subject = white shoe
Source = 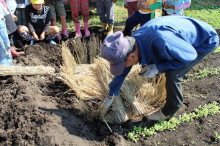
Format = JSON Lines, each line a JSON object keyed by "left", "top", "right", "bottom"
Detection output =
{"left": 147, "top": 110, "right": 170, "bottom": 121}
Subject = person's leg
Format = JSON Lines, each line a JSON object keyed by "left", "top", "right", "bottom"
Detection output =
{"left": 16, "top": 8, "right": 22, "bottom": 25}
{"left": 105, "top": 0, "right": 114, "bottom": 26}
{"left": 139, "top": 13, "right": 151, "bottom": 26}
{"left": 21, "top": 8, "right": 27, "bottom": 26}
{"left": 148, "top": 32, "right": 219, "bottom": 121}
{"left": 70, "top": 0, "right": 82, "bottom": 37}
{"left": 123, "top": 11, "right": 140, "bottom": 36}
{"left": 162, "top": 51, "right": 216, "bottom": 117}
{"left": 127, "top": 2, "right": 133, "bottom": 17}
{"left": 96, "top": 0, "right": 107, "bottom": 24}
{"left": 56, "top": 2, "right": 69, "bottom": 38}
{"left": 80, "top": 0, "right": 90, "bottom": 36}
{"left": 0, "top": 18, "right": 12, "bottom": 66}
{"left": 45, "top": 26, "right": 59, "bottom": 45}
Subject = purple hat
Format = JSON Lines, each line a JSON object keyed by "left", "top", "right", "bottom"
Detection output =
{"left": 101, "top": 31, "right": 130, "bottom": 76}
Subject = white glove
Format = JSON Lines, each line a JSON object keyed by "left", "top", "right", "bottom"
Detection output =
{"left": 139, "top": 64, "right": 159, "bottom": 78}
{"left": 100, "top": 96, "right": 114, "bottom": 115}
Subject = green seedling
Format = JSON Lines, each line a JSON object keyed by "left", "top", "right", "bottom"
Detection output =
{"left": 128, "top": 102, "right": 220, "bottom": 142}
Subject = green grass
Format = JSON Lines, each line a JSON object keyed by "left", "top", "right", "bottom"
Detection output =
{"left": 214, "top": 46, "right": 220, "bottom": 53}
{"left": 128, "top": 101, "right": 220, "bottom": 142}
{"left": 183, "top": 67, "right": 220, "bottom": 83}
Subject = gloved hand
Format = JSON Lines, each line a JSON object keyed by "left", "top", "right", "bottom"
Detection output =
{"left": 100, "top": 96, "right": 114, "bottom": 116}
{"left": 139, "top": 64, "right": 159, "bottom": 78}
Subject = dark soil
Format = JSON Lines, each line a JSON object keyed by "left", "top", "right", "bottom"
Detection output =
{"left": 0, "top": 28, "right": 219, "bottom": 145}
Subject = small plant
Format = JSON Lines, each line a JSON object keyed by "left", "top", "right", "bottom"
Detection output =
{"left": 184, "top": 67, "right": 220, "bottom": 83}
{"left": 128, "top": 102, "right": 220, "bottom": 142}
{"left": 214, "top": 131, "right": 220, "bottom": 141}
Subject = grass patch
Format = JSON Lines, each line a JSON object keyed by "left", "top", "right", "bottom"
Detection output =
{"left": 214, "top": 46, "right": 220, "bottom": 53}
{"left": 59, "top": 0, "right": 220, "bottom": 32}
{"left": 128, "top": 101, "right": 220, "bottom": 142}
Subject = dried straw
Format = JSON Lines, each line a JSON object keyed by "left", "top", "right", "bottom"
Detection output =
{"left": 0, "top": 66, "right": 55, "bottom": 76}
{"left": 59, "top": 44, "right": 166, "bottom": 123}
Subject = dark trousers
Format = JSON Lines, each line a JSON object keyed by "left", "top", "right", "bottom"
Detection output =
{"left": 162, "top": 43, "right": 219, "bottom": 117}
{"left": 124, "top": 11, "right": 151, "bottom": 36}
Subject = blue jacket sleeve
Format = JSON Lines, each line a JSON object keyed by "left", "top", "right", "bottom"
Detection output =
{"left": 108, "top": 66, "right": 132, "bottom": 96}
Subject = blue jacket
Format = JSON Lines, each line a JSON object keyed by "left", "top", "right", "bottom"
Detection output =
{"left": 108, "top": 16, "right": 219, "bottom": 96}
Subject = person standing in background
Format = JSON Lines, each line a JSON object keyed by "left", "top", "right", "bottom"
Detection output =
{"left": 16, "top": 0, "right": 30, "bottom": 25}
{"left": 45, "top": 0, "right": 69, "bottom": 40}
{"left": 69, "top": 0, "right": 91, "bottom": 38}
{"left": 123, "top": 0, "right": 162, "bottom": 36}
{"left": 0, "top": 3, "right": 13, "bottom": 66}
{"left": 124, "top": 0, "right": 138, "bottom": 17}
{"left": 96, "top": 0, "right": 117, "bottom": 36}
{"left": 1, "top": 0, "right": 24, "bottom": 57}
{"left": 17, "top": 0, "right": 59, "bottom": 45}
{"left": 163, "top": 0, "right": 191, "bottom": 16}
{"left": 124, "top": 0, "right": 139, "bottom": 32}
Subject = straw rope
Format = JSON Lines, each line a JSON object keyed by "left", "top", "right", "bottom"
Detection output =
{"left": 0, "top": 66, "right": 55, "bottom": 76}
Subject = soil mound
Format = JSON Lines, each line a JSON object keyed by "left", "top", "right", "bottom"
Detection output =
{"left": 0, "top": 28, "right": 219, "bottom": 145}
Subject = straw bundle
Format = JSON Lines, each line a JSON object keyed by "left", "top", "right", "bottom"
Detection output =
{"left": 60, "top": 44, "right": 166, "bottom": 123}
{"left": 0, "top": 66, "right": 55, "bottom": 76}
{"left": 66, "top": 35, "right": 100, "bottom": 64}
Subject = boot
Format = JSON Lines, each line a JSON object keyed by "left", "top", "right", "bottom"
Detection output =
{"left": 56, "top": 33, "right": 62, "bottom": 40}
{"left": 10, "top": 46, "right": 24, "bottom": 58}
{"left": 107, "top": 25, "right": 113, "bottom": 36}
{"left": 98, "top": 23, "right": 108, "bottom": 32}
{"left": 62, "top": 25, "right": 69, "bottom": 38}
{"left": 74, "top": 23, "right": 82, "bottom": 38}
{"left": 84, "top": 22, "right": 90, "bottom": 37}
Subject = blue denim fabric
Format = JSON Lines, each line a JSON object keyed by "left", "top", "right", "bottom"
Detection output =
{"left": 0, "top": 18, "right": 12, "bottom": 66}
{"left": 96, "top": 0, "right": 114, "bottom": 26}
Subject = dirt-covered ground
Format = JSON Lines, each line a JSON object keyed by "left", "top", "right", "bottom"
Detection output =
{"left": 0, "top": 28, "right": 219, "bottom": 145}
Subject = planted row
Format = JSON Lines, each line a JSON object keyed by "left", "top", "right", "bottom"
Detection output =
{"left": 128, "top": 101, "right": 220, "bottom": 142}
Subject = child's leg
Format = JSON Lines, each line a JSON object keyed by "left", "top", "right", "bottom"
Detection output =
{"left": 44, "top": 26, "right": 59, "bottom": 45}
{"left": 139, "top": 13, "right": 151, "bottom": 26}
{"left": 21, "top": 9, "right": 27, "bottom": 26}
{"left": 70, "top": 0, "right": 80, "bottom": 23}
{"left": 127, "top": 1, "right": 138, "bottom": 17}
{"left": 56, "top": 2, "right": 67, "bottom": 27}
{"left": 70, "top": 0, "right": 82, "bottom": 37}
{"left": 0, "top": 18, "right": 12, "bottom": 66}
{"left": 56, "top": 1, "right": 69, "bottom": 37}
{"left": 17, "top": 25, "right": 33, "bottom": 41}
{"left": 96, "top": 0, "right": 107, "bottom": 23}
{"left": 80, "top": 0, "right": 90, "bottom": 36}
{"left": 105, "top": 0, "right": 114, "bottom": 26}
{"left": 123, "top": 11, "right": 140, "bottom": 36}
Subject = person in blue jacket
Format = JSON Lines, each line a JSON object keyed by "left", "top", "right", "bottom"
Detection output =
{"left": 100, "top": 16, "right": 219, "bottom": 121}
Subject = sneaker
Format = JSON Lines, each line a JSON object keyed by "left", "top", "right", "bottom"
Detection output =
{"left": 48, "top": 39, "right": 56, "bottom": 45}
{"left": 30, "top": 39, "right": 35, "bottom": 46}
